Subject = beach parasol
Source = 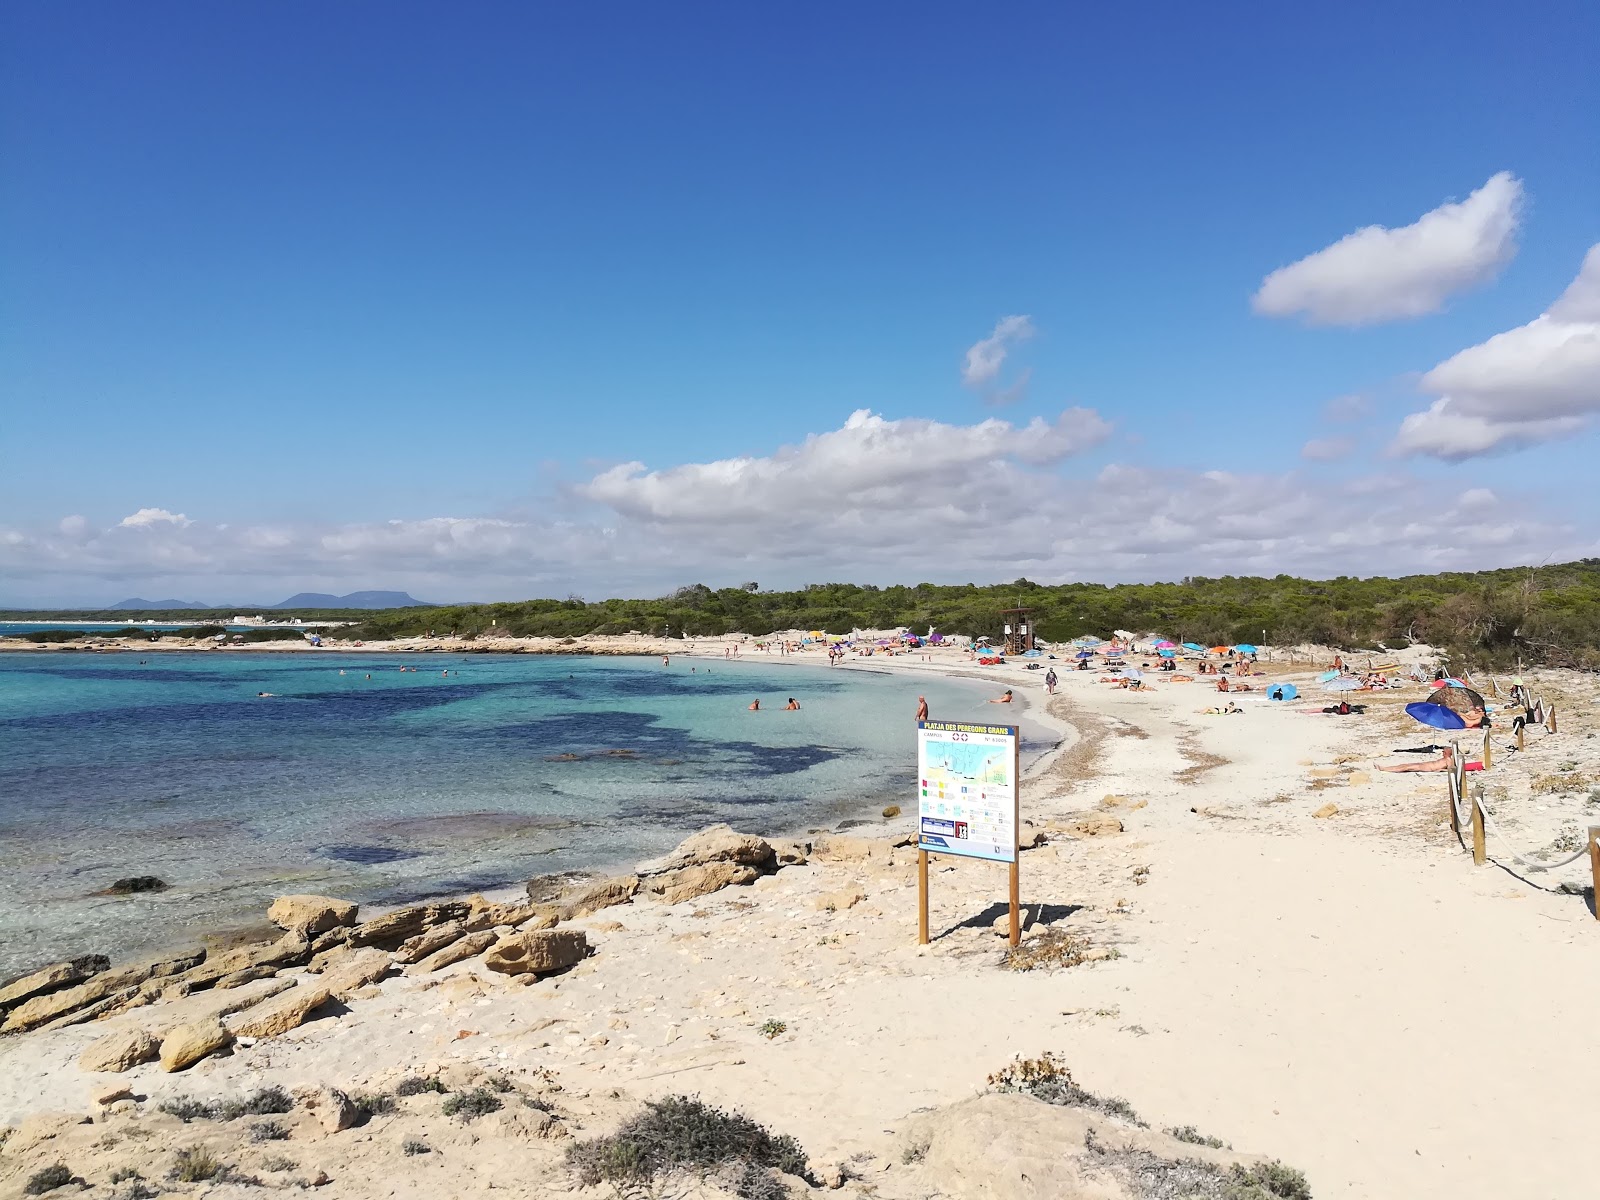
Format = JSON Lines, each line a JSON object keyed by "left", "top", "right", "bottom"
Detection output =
{"left": 1317, "top": 669, "right": 1340, "bottom": 683}
{"left": 1158, "top": 649, "right": 1176, "bottom": 658}
{"left": 1266, "top": 683, "right": 1297, "bottom": 701}
{"left": 1209, "top": 646, "right": 1230, "bottom": 654}
{"left": 1234, "top": 643, "right": 1258, "bottom": 655}
{"left": 1075, "top": 650, "right": 1094, "bottom": 659}
{"left": 1154, "top": 639, "right": 1176, "bottom": 649}
{"left": 1123, "top": 668, "right": 1143, "bottom": 681}
{"left": 1405, "top": 701, "right": 1466, "bottom": 730}
{"left": 1323, "top": 677, "right": 1362, "bottom": 692}
{"left": 1182, "top": 642, "right": 1205, "bottom": 652}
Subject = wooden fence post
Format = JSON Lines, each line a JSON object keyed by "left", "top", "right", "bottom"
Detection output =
{"left": 1447, "top": 769, "right": 1461, "bottom": 836}
{"left": 1471, "top": 787, "right": 1486, "bottom": 866}
{"left": 1546, "top": 705, "right": 1558, "bottom": 735}
{"left": 1517, "top": 721, "right": 1526, "bottom": 752}
{"left": 1482, "top": 728, "right": 1492, "bottom": 772}
{"left": 1590, "top": 828, "right": 1600, "bottom": 922}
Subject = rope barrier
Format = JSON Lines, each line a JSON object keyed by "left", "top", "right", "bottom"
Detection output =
{"left": 1470, "top": 783, "right": 1594, "bottom": 872}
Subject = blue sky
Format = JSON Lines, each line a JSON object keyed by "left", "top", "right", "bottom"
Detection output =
{"left": 3, "top": 2, "right": 1598, "bottom": 605}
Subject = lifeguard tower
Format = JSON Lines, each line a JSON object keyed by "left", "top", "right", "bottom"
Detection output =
{"left": 1000, "top": 607, "right": 1035, "bottom": 655}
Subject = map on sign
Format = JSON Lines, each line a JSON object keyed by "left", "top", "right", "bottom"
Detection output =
{"left": 916, "top": 720, "right": 1018, "bottom": 863}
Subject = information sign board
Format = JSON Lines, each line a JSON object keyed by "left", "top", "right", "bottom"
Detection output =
{"left": 916, "top": 720, "right": 1019, "bottom": 863}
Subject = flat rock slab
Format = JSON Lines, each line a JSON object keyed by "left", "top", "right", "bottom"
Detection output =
{"left": 483, "top": 929, "right": 587, "bottom": 976}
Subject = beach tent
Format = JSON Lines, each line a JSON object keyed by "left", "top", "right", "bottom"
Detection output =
{"left": 1266, "top": 683, "right": 1297, "bottom": 701}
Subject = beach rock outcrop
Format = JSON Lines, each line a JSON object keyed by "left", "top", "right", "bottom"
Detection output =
{"left": 466, "top": 897, "right": 561, "bottom": 931}
{"left": 228, "top": 983, "right": 332, "bottom": 1039}
{"left": 175, "top": 933, "right": 308, "bottom": 990}
{"left": 79, "top": 1028, "right": 161, "bottom": 1073}
{"left": 396, "top": 921, "right": 470, "bottom": 964}
{"left": 267, "top": 894, "right": 360, "bottom": 937}
{"left": 309, "top": 1086, "right": 359, "bottom": 1133}
{"left": 409, "top": 929, "right": 497, "bottom": 974}
{"left": 483, "top": 929, "right": 587, "bottom": 976}
{"left": 2, "top": 948, "right": 205, "bottom": 1033}
{"left": 645, "top": 862, "right": 758, "bottom": 905}
{"left": 558, "top": 875, "right": 640, "bottom": 918}
{"left": 320, "top": 949, "right": 393, "bottom": 998}
{"left": 159, "top": 1018, "right": 234, "bottom": 1071}
{"left": 811, "top": 834, "right": 894, "bottom": 864}
{"left": 350, "top": 901, "right": 472, "bottom": 948}
{"left": 106, "top": 876, "right": 168, "bottom": 895}
{"left": 638, "top": 824, "right": 776, "bottom": 875}
{"left": 0, "top": 955, "right": 110, "bottom": 1010}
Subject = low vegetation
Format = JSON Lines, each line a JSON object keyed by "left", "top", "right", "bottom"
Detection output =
{"left": 1003, "top": 926, "right": 1116, "bottom": 972}
{"left": 168, "top": 1146, "right": 223, "bottom": 1183}
{"left": 440, "top": 1088, "right": 503, "bottom": 1121}
{"left": 1083, "top": 1129, "right": 1312, "bottom": 1200}
{"left": 394, "top": 1075, "right": 447, "bottom": 1096}
{"left": 402, "top": 1138, "right": 431, "bottom": 1156}
{"left": 159, "top": 1086, "right": 293, "bottom": 1123}
{"left": 249, "top": 1120, "right": 290, "bottom": 1142}
{"left": 566, "top": 1094, "right": 810, "bottom": 1197}
{"left": 759, "top": 1018, "right": 788, "bottom": 1039}
{"left": 351, "top": 1091, "right": 397, "bottom": 1121}
{"left": 23, "top": 1165, "right": 74, "bottom": 1195}
{"left": 1166, "top": 1125, "right": 1230, "bottom": 1149}
{"left": 988, "top": 1053, "right": 1145, "bottom": 1126}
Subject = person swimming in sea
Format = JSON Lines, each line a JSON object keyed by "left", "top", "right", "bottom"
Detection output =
{"left": 785, "top": 697, "right": 800, "bottom": 710}
{"left": 988, "top": 689, "right": 1014, "bottom": 704}
{"left": 748, "top": 699, "right": 761, "bottom": 711}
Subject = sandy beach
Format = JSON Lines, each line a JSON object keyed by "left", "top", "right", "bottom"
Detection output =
{"left": 2, "top": 641, "right": 1597, "bottom": 1199}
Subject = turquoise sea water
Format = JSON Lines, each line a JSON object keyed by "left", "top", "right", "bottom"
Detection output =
{"left": 0, "top": 652, "right": 1033, "bottom": 976}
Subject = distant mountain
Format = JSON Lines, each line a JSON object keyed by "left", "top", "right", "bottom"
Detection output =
{"left": 271, "top": 591, "right": 431, "bottom": 609}
{"left": 109, "top": 598, "right": 210, "bottom": 610}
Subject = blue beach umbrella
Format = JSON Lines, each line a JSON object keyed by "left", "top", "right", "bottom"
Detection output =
{"left": 1317, "top": 669, "right": 1340, "bottom": 683}
{"left": 1158, "top": 649, "right": 1176, "bottom": 658}
{"left": 1405, "top": 702, "right": 1467, "bottom": 731}
{"left": 1266, "top": 683, "right": 1297, "bottom": 701}
{"left": 1234, "top": 643, "right": 1258, "bottom": 655}
{"left": 1075, "top": 650, "right": 1094, "bottom": 659}
{"left": 1182, "top": 642, "right": 1205, "bottom": 652}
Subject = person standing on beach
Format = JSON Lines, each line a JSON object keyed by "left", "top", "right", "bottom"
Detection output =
{"left": 915, "top": 696, "right": 929, "bottom": 722}
{"left": 1045, "top": 668, "right": 1058, "bottom": 694}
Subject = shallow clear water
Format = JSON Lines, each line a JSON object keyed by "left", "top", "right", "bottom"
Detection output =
{"left": 0, "top": 651, "right": 1031, "bottom": 976}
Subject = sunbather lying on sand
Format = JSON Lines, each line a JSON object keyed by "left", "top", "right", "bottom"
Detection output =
{"left": 1200, "top": 702, "right": 1243, "bottom": 715}
{"left": 1378, "top": 747, "right": 1483, "bottom": 773}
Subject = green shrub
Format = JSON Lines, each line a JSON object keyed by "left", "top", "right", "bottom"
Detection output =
{"left": 988, "top": 1053, "right": 1145, "bottom": 1126}
{"left": 24, "top": 1165, "right": 73, "bottom": 1194}
{"left": 1228, "top": 1161, "right": 1312, "bottom": 1200}
{"left": 567, "top": 1094, "right": 809, "bottom": 1190}
{"left": 157, "top": 1096, "right": 213, "bottom": 1122}
{"left": 219, "top": 1085, "right": 294, "bottom": 1119}
{"left": 169, "top": 1146, "right": 223, "bottom": 1182}
{"left": 249, "top": 1120, "right": 290, "bottom": 1142}
{"left": 1167, "top": 1124, "right": 1229, "bottom": 1149}
{"left": 402, "top": 1138, "right": 431, "bottom": 1156}
{"left": 109, "top": 1168, "right": 143, "bottom": 1183}
{"left": 261, "top": 1156, "right": 297, "bottom": 1172}
{"left": 395, "top": 1075, "right": 447, "bottom": 1096}
{"left": 441, "top": 1088, "right": 503, "bottom": 1121}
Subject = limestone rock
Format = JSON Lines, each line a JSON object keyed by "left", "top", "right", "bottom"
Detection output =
{"left": 467, "top": 897, "right": 561, "bottom": 931}
{"left": 483, "top": 929, "right": 588, "bottom": 976}
{"left": 267, "top": 894, "right": 360, "bottom": 937}
{"left": 174, "top": 934, "right": 309, "bottom": 990}
{"left": 319, "top": 949, "right": 392, "bottom": 998}
{"left": 395, "top": 921, "right": 469, "bottom": 964}
{"left": 159, "top": 1018, "right": 234, "bottom": 1071}
{"left": 1346, "top": 770, "right": 1372, "bottom": 786}
{"left": 2, "top": 948, "right": 205, "bottom": 1033}
{"left": 1047, "top": 813, "right": 1124, "bottom": 839}
{"left": 409, "top": 930, "right": 496, "bottom": 974}
{"left": 313, "top": 1087, "right": 359, "bottom": 1133}
{"left": 813, "top": 889, "right": 866, "bottom": 912}
{"left": 637, "top": 824, "right": 775, "bottom": 875}
{"left": 771, "top": 839, "right": 810, "bottom": 866}
{"left": 227, "top": 983, "right": 332, "bottom": 1039}
{"left": 0, "top": 955, "right": 109, "bottom": 1009}
{"left": 556, "top": 876, "right": 640, "bottom": 918}
{"left": 214, "top": 964, "right": 279, "bottom": 990}
{"left": 94, "top": 1084, "right": 135, "bottom": 1106}
{"left": 350, "top": 901, "right": 472, "bottom": 948}
{"left": 79, "top": 1028, "right": 161, "bottom": 1073}
{"left": 1312, "top": 802, "right": 1339, "bottom": 819}
{"left": 644, "top": 862, "right": 758, "bottom": 905}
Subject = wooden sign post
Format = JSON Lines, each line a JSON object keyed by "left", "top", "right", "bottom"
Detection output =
{"left": 915, "top": 720, "right": 1021, "bottom": 947}
{"left": 1589, "top": 828, "right": 1600, "bottom": 923}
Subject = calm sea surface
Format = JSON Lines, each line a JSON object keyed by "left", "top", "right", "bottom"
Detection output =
{"left": 0, "top": 652, "right": 1029, "bottom": 976}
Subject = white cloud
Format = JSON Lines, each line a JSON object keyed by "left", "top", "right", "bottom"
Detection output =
{"left": 1300, "top": 436, "right": 1355, "bottom": 461}
{"left": 961, "top": 315, "right": 1034, "bottom": 387}
{"left": 579, "top": 407, "right": 1112, "bottom": 526}
{"left": 3, "top": 411, "right": 1581, "bottom": 606}
{"left": 118, "top": 507, "right": 191, "bottom": 528}
{"left": 58, "top": 515, "right": 90, "bottom": 539}
{"left": 1253, "top": 172, "right": 1522, "bottom": 326}
{"left": 1391, "top": 244, "right": 1600, "bottom": 459}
